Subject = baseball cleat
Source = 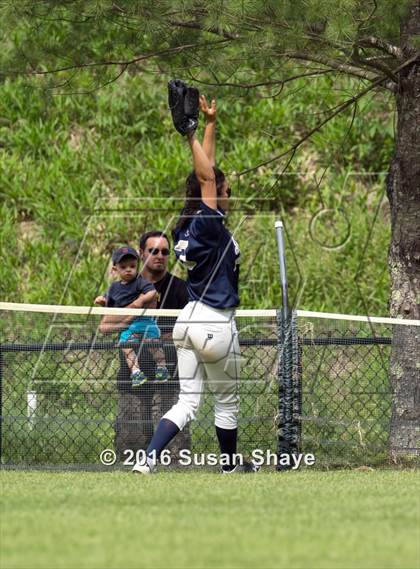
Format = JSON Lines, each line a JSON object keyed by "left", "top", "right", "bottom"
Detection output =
{"left": 132, "top": 456, "right": 155, "bottom": 475}
{"left": 221, "top": 460, "right": 260, "bottom": 474}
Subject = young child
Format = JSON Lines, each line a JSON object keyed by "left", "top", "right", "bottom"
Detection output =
{"left": 95, "top": 246, "right": 169, "bottom": 387}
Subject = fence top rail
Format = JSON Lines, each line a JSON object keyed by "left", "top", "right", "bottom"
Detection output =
{"left": 297, "top": 309, "right": 420, "bottom": 327}
{"left": 0, "top": 302, "right": 419, "bottom": 326}
{"left": 0, "top": 302, "right": 276, "bottom": 318}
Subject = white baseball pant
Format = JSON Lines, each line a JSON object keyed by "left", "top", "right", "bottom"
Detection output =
{"left": 162, "top": 301, "right": 241, "bottom": 430}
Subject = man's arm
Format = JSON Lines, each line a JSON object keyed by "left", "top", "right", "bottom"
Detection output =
{"left": 98, "top": 290, "right": 157, "bottom": 334}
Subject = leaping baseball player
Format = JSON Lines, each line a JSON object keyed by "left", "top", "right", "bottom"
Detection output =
{"left": 133, "top": 80, "right": 259, "bottom": 474}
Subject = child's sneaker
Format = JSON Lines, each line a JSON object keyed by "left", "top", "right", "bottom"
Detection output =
{"left": 131, "top": 370, "right": 148, "bottom": 387}
{"left": 155, "top": 366, "right": 169, "bottom": 383}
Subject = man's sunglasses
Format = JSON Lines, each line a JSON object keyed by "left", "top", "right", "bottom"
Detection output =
{"left": 148, "top": 247, "right": 170, "bottom": 256}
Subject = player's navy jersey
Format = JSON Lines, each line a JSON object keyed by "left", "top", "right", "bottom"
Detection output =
{"left": 173, "top": 201, "right": 240, "bottom": 308}
{"left": 106, "top": 275, "right": 155, "bottom": 308}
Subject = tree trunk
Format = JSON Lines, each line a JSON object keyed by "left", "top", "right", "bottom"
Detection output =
{"left": 386, "top": 1, "right": 420, "bottom": 460}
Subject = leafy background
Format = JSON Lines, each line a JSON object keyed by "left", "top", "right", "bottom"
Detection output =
{"left": 0, "top": 70, "right": 394, "bottom": 313}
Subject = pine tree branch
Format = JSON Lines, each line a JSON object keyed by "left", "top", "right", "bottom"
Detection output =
{"left": 238, "top": 54, "right": 418, "bottom": 176}
{"left": 5, "top": 11, "right": 413, "bottom": 96}
{"left": 238, "top": 83, "right": 377, "bottom": 176}
{"left": 53, "top": 64, "right": 129, "bottom": 96}
{"left": 285, "top": 51, "right": 378, "bottom": 83}
{"left": 355, "top": 0, "right": 378, "bottom": 31}
{"left": 165, "top": 15, "right": 392, "bottom": 85}
{"left": 357, "top": 36, "right": 403, "bottom": 59}
{"left": 351, "top": 46, "right": 398, "bottom": 82}
{"left": 185, "top": 70, "right": 332, "bottom": 89}
{"left": 167, "top": 18, "right": 401, "bottom": 87}
{"left": 169, "top": 20, "right": 239, "bottom": 40}
{"left": 5, "top": 38, "right": 233, "bottom": 77}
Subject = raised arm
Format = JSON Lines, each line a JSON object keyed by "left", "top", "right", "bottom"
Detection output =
{"left": 168, "top": 80, "right": 217, "bottom": 210}
{"left": 200, "top": 96, "right": 217, "bottom": 167}
{"left": 187, "top": 133, "right": 217, "bottom": 210}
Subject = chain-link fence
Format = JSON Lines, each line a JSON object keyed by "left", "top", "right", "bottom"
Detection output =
{"left": 0, "top": 306, "right": 418, "bottom": 469}
{"left": 298, "top": 315, "right": 394, "bottom": 466}
{"left": 0, "top": 309, "right": 279, "bottom": 468}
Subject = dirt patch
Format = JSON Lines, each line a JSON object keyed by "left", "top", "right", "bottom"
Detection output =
{"left": 19, "top": 220, "right": 42, "bottom": 242}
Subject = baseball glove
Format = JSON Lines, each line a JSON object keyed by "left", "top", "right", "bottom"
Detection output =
{"left": 168, "top": 79, "right": 199, "bottom": 136}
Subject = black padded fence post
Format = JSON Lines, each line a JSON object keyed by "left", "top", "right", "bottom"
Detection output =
{"left": 291, "top": 310, "right": 302, "bottom": 453}
{"left": 275, "top": 219, "right": 296, "bottom": 470}
{"left": 0, "top": 346, "right": 3, "bottom": 463}
{"left": 277, "top": 310, "right": 295, "bottom": 470}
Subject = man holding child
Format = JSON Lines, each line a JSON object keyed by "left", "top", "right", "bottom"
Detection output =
{"left": 98, "top": 231, "right": 189, "bottom": 461}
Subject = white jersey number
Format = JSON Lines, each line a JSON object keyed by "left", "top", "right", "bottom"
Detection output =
{"left": 174, "top": 239, "right": 197, "bottom": 270}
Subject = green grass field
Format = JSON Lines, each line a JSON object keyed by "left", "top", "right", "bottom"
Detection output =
{"left": 1, "top": 470, "right": 419, "bottom": 569}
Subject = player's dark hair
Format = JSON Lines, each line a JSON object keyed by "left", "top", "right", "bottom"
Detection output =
{"left": 172, "top": 168, "right": 226, "bottom": 238}
{"left": 139, "top": 231, "right": 170, "bottom": 251}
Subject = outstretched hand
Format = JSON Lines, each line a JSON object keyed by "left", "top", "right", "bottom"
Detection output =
{"left": 199, "top": 95, "right": 216, "bottom": 123}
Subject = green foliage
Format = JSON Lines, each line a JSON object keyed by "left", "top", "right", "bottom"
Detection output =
{"left": 0, "top": 0, "right": 411, "bottom": 84}
{"left": 0, "top": 0, "right": 410, "bottom": 316}
{"left": 0, "top": 69, "right": 394, "bottom": 313}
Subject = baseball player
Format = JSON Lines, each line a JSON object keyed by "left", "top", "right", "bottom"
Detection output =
{"left": 133, "top": 81, "right": 258, "bottom": 474}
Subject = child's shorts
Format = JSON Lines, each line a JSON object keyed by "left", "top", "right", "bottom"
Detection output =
{"left": 119, "top": 317, "right": 161, "bottom": 343}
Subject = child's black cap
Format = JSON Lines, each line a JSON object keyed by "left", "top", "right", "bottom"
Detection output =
{"left": 112, "top": 246, "right": 139, "bottom": 264}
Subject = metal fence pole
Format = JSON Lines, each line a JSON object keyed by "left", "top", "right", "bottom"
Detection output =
{"left": 275, "top": 221, "right": 289, "bottom": 322}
